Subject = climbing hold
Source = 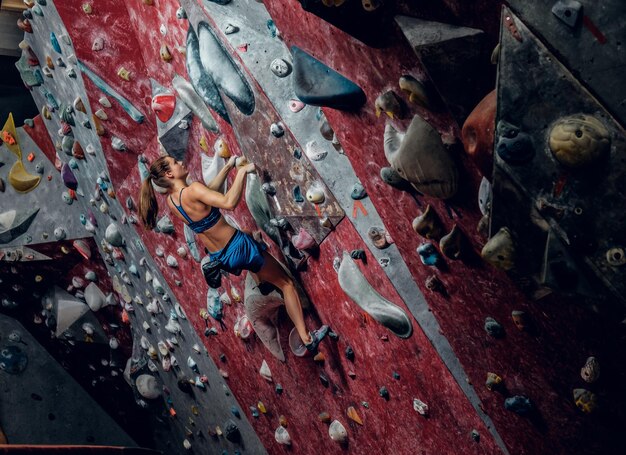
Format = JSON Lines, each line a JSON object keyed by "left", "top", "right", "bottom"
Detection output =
{"left": 270, "top": 122, "right": 284, "bottom": 137}
{"left": 196, "top": 21, "right": 256, "bottom": 115}
{"left": 46, "top": 56, "right": 54, "bottom": 70}
{"left": 292, "top": 227, "right": 316, "bottom": 250}
{"left": 319, "top": 373, "right": 330, "bottom": 387}
{"left": 306, "top": 185, "right": 325, "bottom": 204}
{"left": 92, "top": 37, "right": 104, "bottom": 52}
{"left": 292, "top": 46, "right": 366, "bottom": 110}
{"left": 573, "top": 388, "right": 597, "bottom": 413}
{"left": 117, "top": 67, "right": 131, "bottom": 81}
{"left": 345, "top": 346, "right": 355, "bottom": 361}
{"left": 92, "top": 115, "right": 105, "bottom": 136}
{"left": 412, "top": 398, "right": 429, "bottom": 416}
{"left": 485, "top": 372, "right": 502, "bottom": 391}
{"left": 105, "top": 223, "right": 124, "bottom": 247}
{"left": 350, "top": 182, "right": 367, "bottom": 200}
{"left": 160, "top": 44, "right": 173, "bottom": 62}
{"left": 384, "top": 115, "right": 458, "bottom": 199}
{"left": 425, "top": 274, "right": 443, "bottom": 293}
{"left": 551, "top": 0, "right": 583, "bottom": 28}
{"left": 50, "top": 32, "right": 62, "bottom": 54}
{"left": 462, "top": 90, "right": 496, "bottom": 176}
{"left": 151, "top": 93, "right": 177, "bottom": 123}
{"left": 338, "top": 252, "right": 412, "bottom": 337}
{"left": 484, "top": 317, "right": 504, "bottom": 338}
{"left": 375, "top": 90, "right": 403, "bottom": 119}
{"left": 213, "top": 138, "right": 230, "bottom": 158}
{"left": 350, "top": 249, "right": 366, "bottom": 261}
{"left": 380, "top": 166, "right": 405, "bottom": 187}
{"left": 548, "top": 114, "right": 610, "bottom": 168}
{"left": 94, "top": 109, "right": 108, "bottom": 121}
{"left": 346, "top": 406, "right": 363, "bottom": 425}
{"left": 224, "top": 23, "right": 238, "bottom": 34}
{"left": 111, "top": 137, "right": 126, "bottom": 151}
{"left": 481, "top": 227, "right": 516, "bottom": 270}
{"left": 292, "top": 185, "right": 304, "bottom": 203}
{"left": 136, "top": 375, "right": 161, "bottom": 399}
{"left": 289, "top": 99, "right": 305, "bottom": 113}
{"left": 399, "top": 75, "right": 429, "bottom": 107}
{"left": 379, "top": 386, "right": 390, "bottom": 400}
{"left": 305, "top": 140, "right": 328, "bottom": 161}
{"left": 511, "top": 310, "right": 528, "bottom": 331}
{"left": 274, "top": 426, "right": 291, "bottom": 445}
{"left": 270, "top": 58, "right": 291, "bottom": 77}
{"left": 439, "top": 224, "right": 462, "bottom": 259}
{"left": 504, "top": 395, "right": 533, "bottom": 416}
{"left": 606, "top": 247, "right": 626, "bottom": 266}
{"left": 496, "top": 121, "right": 534, "bottom": 165}
{"left": 259, "top": 360, "right": 272, "bottom": 381}
{"left": 417, "top": 243, "right": 441, "bottom": 266}
{"left": 329, "top": 420, "right": 347, "bottom": 443}
{"left": 17, "top": 18, "right": 32, "bottom": 34}
{"left": 0, "top": 208, "right": 39, "bottom": 244}
{"left": 82, "top": 3, "right": 92, "bottom": 13}
{"left": 313, "top": 352, "right": 325, "bottom": 363}
{"left": 412, "top": 205, "right": 443, "bottom": 240}
{"left": 367, "top": 227, "right": 389, "bottom": 249}
{"left": 580, "top": 357, "right": 599, "bottom": 383}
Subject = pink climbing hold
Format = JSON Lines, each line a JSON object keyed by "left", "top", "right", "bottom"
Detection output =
{"left": 292, "top": 227, "right": 316, "bottom": 250}
{"left": 289, "top": 99, "right": 305, "bottom": 113}
{"left": 151, "top": 93, "right": 177, "bottom": 123}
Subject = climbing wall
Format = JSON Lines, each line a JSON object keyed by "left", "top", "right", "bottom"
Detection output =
{"left": 2, "top": 1, "right": 626, "bottom": 455}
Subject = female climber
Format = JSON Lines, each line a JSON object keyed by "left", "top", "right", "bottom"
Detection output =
{"left": 138, "top": 155, "right": 329, "bottom": 353}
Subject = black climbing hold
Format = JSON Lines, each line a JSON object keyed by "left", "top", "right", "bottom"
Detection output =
{"left": 177, "top": 377, "right": 193, "bottom": 394}
{"left": 219, "top": 353, "right": 226, "bottom": 362}
{"left": 350, "top": 249, "right": 366, "bottom": 261}
{"left": 292, "top": 46, "right": 366, "bottom": 111}
{"left": 345, "top": 346, "right": 355, "bottom": 361}
{"left": 319, "top": 373, "right": 330, "bottom": 388}
{"left": 504, "top": 395, "right": 533, "bottom": 416}
{"left": 496, "top": 121, "right": 534, "bottom": 165}
{"left": 379, "top": 386, "right": 390, "bottom": 400}
{"left": 328, "top": 330, "right": 339, "bottom": 341}
{"left": 224, "top": 419, "right": 241, "bottom": 442}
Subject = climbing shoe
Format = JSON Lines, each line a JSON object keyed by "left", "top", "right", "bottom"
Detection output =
{"left": 305, "top": 325, "right": 330, "bottom": 353}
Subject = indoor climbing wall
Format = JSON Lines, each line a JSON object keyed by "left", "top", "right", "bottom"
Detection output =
{"left": 3, "top": 0, "right": 626, "bottom": 454}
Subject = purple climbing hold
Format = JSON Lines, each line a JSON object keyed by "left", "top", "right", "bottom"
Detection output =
{"left": 61, "top": 162, "right": 78, "bottom": 190}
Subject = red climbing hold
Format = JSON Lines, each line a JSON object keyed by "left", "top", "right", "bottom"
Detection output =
{"left": 151, "top": 93, "right": 177, "bottom": 123}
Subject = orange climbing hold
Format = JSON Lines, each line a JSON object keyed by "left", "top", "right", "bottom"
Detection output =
{"left": 347, "top": 406, "right": 363, "bottom": 425}
{"left": 27, "top": 153, "right": 35, "bottom": 162}
{"left": 1, "top": 131, "right": 16, "bottom": 145}
{"left": 121, "top": 309, "right": 130, "bottom": 324}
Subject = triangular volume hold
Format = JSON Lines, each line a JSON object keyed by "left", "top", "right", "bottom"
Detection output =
{"left": 292, "top": 46, "right": 366, "bottom": 111}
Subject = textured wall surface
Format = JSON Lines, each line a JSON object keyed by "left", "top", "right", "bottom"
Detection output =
{"left": 1, "top": 1, "right": 625, "bottom": 455}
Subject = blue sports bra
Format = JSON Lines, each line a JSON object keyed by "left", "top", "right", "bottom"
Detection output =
{"left": 170, "top": 188, "right": 221, "bottom": 233}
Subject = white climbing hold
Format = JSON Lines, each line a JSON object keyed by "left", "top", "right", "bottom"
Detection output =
{"left": 259, "top": 359, "right": 272, "bottom": 382}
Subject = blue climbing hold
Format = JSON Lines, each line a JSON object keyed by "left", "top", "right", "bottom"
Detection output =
{"left": 293, "top": 186, "right": 304, "bottom": 203}
{"left": 267, "top": 20, "right": 278, "bottom": 38}
{"left": 417, "top": 243, "right": 441, "bottom": 266}
{"left": 230, "top": 406, "right": 240, "bottom": 418}
{"left": 50, "top": 32, "right": 62, "bottom": 54}
{"left": 292, "top": 46, "right": 366, "bottom": 111}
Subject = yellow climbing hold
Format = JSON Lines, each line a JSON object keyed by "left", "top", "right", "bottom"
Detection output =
{"left": 214, "top": 137, "right": 230, "bottom": 158}
{"left": 160, "top": 44, "right": 173, "bottom": 62}
{"left": 347, "top": 406, "right": 363, "bottom": 425}
{"left": 257, "top": 401, "right": 267, "bottom": 414}
{"left": 117, "top": 67, "right": 131, "bottom": 81}
{"left": 8, "top": 162, "right": 40, "bottom": 192}
{"left": 278, "top": 415, "right": 288, "bottom": 427}
{"left": 199, "top": 135, "right": 209, "bottom": 152}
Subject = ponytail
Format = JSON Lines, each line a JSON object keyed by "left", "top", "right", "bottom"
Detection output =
{"left": 139, "top": 176, "right": 158, "bottom": 230}
{"left": 138, "top": 156, "right": 173, "bottom": 229}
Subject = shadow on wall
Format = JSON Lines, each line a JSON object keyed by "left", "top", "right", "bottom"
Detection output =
{"left": 0, "top": 56, "right": 38, "bottom": 126}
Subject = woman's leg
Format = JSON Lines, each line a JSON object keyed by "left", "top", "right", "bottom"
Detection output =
{"left": 254, "top": 250, "right": 312, "bottom": 344}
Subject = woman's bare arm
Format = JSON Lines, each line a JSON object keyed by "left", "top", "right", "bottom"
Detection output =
{"left": 192, "top": 163, "right": 255, "bottom": 210}
{"left": 206, "top": 156, "right": 236, "bottom": 192}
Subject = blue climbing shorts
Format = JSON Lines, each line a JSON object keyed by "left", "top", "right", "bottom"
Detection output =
{"left": 208, "top": 230, "right": 266, "bottom": 274}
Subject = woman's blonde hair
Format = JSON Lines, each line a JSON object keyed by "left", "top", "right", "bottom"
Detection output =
{"left": 138, "top": 156, "right": 173, "bottom": 230}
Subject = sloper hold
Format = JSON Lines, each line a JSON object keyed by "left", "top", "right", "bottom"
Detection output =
{"left": 172, "top": 74, "right": 219, "bottom": 133}
{"left": 395, "top": 15, "right": 490, "bottom": 122}
{"left": 337, "top": 251, "right": 413, "bottom": 338}
{"left": 186, "top": 26, "right": 230, "bottom": 123}
{"left": 292, "top": 46, "right": 366, "bottom": 111}
{"left": 197, "top": 22, "right": 255, "bottom": 115}
{"left": 9, "top": 161, "right": 41, "bottom": 193}
{"left": 0, "top": 208, "right": 39, "bottom": 244}
{"left": 384, "top": 115, "right": 458, "bottom": 199}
